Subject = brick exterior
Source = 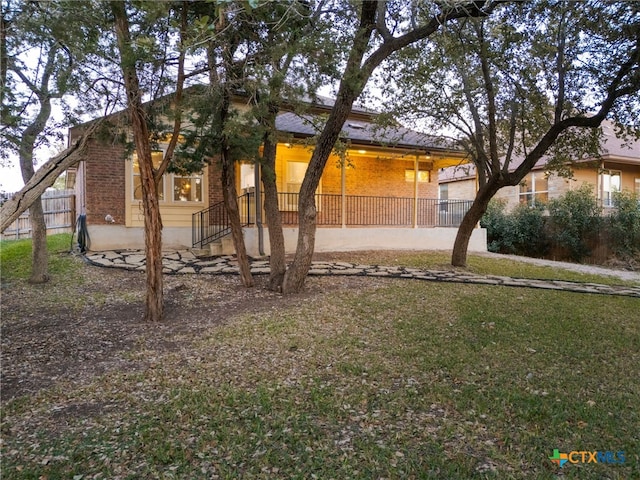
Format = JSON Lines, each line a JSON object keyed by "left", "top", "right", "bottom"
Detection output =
{"left": 207, "top": 156, "right": 224, "bottom": 206}
{"left": 323, "top": 157, "right": 438, "bottom": 198}
{"left": 74, "top": 131, "right": 448, "bottom": 231}
{"left": 83, "top": 138, "right": 127, "bottom": 225}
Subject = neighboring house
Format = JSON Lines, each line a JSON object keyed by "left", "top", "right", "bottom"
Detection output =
{"left": 438, "top": 122, "right": 640, "bottom": 211}
{"left": 69, "top": 93, "right": 487, "bottom": 254}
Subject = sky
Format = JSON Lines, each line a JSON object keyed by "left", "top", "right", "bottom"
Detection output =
{"left": 1, "top": 142, "right": 64, "bottom": 194}
{"left": 1, "top": 161, "right": 26, "bottom": 193}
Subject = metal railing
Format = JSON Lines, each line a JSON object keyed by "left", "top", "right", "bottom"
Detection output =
{"left": 192, "top": 193, "right": 254, "bottom": 248}
{"left": 192, "top": 192, "right": 474, "bottom": 247}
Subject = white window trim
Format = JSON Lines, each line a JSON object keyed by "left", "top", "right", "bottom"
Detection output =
{"left": 600, "top": 170, "right": 621, "bottom": 207}
{"left": 131, "top": 145, "right": 205, "bottom": 205}
{"left": 280, "top": 160, "right": 321, "bottom": 211}
{"left": 519, "top": 172, "right": 549, "bottom": 206}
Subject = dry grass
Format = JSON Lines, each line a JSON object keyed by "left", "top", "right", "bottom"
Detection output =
{"left": 1, "top": 238, "right": 638, "bottom": 479}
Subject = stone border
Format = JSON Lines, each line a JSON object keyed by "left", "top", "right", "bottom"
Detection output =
{"left": 84, "top": 250, "right": 640, "bottom": 298}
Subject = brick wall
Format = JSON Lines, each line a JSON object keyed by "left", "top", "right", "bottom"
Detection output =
{"left": 323, "top": 156, "right": 438, "bottom": 198}
{"left": 208, "top": 156, "right": 224, "bottom": 205}
{"left": 84, "top": 138, "right": 127, "bottom": 225}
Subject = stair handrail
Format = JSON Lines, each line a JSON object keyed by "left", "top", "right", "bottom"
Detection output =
{"left": 192, "top": 192, "right": 254, "bottom": 248}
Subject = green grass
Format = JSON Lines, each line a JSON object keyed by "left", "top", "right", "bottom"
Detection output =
{"left": 361, "top": 251, "right": 639, "bottom": 286}
{"left": 2, "top": 276, "right": 638, "bottom": 478}
{"left": 0, "top": 233, "right": 78, "bottom": 281}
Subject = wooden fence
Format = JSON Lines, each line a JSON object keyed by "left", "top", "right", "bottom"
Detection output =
{"left": 1, "top": 190, "right": 76, "bottom": 240}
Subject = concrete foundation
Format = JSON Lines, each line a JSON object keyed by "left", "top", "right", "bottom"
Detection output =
{"left": 85, "top": 225, "right": 487, "bottom": 255}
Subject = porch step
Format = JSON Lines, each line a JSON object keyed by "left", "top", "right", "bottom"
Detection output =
{"left": 209, "top": 235, "right": 236, "bottom": 256}
{"left": 191, "top": 248, "right": 210, "bottom": 258}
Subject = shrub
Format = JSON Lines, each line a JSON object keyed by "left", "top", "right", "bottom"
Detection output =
{"left": 480, "top": 199, "right": 549, "bottom": 256}
{"left": 548, "top": 184, "right": 602, "bottom": 262}
{"left": 608, "top": 190, "right": 640, "bottom": 258}
{"left": 481, "top": 199, "right": 514, "bottom": 253}
{"left": 510, "top": 202, "right": 549, "bottom": 257}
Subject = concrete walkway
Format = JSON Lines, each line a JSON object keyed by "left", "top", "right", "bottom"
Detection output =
{"left": 84, "top": 250, "right": 640, "bottom": 298}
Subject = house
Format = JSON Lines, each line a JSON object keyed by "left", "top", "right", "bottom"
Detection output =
{"left": 69, "top": 93, "right": 487, "bottom": 255}
{"left": 438, "top": 122, "right": 640, "bottom": 210}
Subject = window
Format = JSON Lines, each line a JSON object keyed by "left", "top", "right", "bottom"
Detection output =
{"left": 601, "top": 170, "right": 621, "bottom": 207}
{"left": 405, "top": 169, "right": 430, "bottom": 183}
{"left": 287, "top": 161, "right": 307, "bottom": 193}
{"left": 439, "top": 184, "right": 449, "bottom": 212}
{"left": 280, "top": 161, "right": 320, "bottom": 211}
{"left": 133, "top": 151, "right": 164, "bottom": 200}
{"left": 131, "top": 148, "right": 203, "bottom": 203}
{"left": 240, "top": 163, "right": 255, "bottom": 190}
{"left": 519, "top": 172, "right": 548, "bottom": 205}
{"left": 635, "top": 178, "right": 640, "bottom": 196}
{"left": 173, "top": 176, "right": 202, "bottom": 202}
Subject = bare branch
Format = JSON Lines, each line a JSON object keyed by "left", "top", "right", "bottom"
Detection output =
{"left": 1, "top": 121, "right": 101, "bottom": 232}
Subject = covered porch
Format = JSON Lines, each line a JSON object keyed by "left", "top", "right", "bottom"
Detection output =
{"left": 192, "top": 192, "right": 485, "bottom": 256}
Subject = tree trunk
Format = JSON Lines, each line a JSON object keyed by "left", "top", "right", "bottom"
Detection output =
{"left": 112, "top": 1, "right": 164, "bottom": 322}
{"left": 281, "top": 2, "right": 378, "bottom": 294}
{"left": 27, "top": 201, "right": 49, "bottom": 283}
{"left": 141, "top": 185, "right": 164, "bottom": 322}
{"left": 19, "top": 130, "right": 49, "bottom": 284}
{"left": 281, "top": 181, "right": 318, "bottom": 294}
{"left": 20, "top": 152, "right": 49, "bottom": 284}
{"left": 221, "top": 149, "right": 254, "bottom": 288}
{"left": 281, "top": 96, "right": 360, "bottom": 294}
{"left": 451, "top": 183, "right": 500, "bottom": 267}
{"left": 261, "top": 126, "right": 286, "bottom": 291}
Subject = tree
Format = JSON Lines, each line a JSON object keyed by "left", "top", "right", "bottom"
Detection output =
{"left": 246, "top": 1, "right": 339, "bottom": 291}
{"left": 1, "top": 0, "right": 100, "bottom": 282}
{"left": 281, "top": 0, "right": 503, "bottom": 293}
{"left": 110, "top": 0, "right": 192, "bottom": 321}
{"left": 0, "top": 123, "right": 99, "bottom": 232}
{"left": 382, "top": 1, "right": 640, "bottom": 267}
{"left": 179, "top": 0, "right": 338, "bottom": 291}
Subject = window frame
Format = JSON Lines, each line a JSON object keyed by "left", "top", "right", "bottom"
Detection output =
{"left": 600, "top": 169, "right": 621, "bottom": 207}
{"left": 131, "top": 145, "right": 205, "bottom": 205}
{"left": 519, "top": 172, "right": 549, "bottom": 206}
{"left": 279, "top": 160, "right": 321, "bottom": 212}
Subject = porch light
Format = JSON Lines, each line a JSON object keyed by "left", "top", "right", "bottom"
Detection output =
{"left": 358, "top": 149, "right": 366, "bottom": 154}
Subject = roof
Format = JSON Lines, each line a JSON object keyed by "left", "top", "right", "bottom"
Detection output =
{"left": 276, "top": 111, "right": 459, "bottom": 152}
{"left": 439, "top": 122, "right": 640, "bottom": 183}
{"left": 70, "top": 83, "right": 463, "bottom": 155}
{"left": 600, "top": 122, "right": 640, "bottom": 161}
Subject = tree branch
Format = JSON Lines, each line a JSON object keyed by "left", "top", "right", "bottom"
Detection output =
{"left": 1, "top": 121, "right": 101, "bottom": 232}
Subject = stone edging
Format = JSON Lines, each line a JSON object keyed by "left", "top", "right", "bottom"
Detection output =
{"left": 84, "top": 250, "right": 640, "bottom": 298}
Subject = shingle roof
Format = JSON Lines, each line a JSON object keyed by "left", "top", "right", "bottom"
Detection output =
{"left": 600, "top": 122, "right": 640, "bottom": 159}
{"left": 276, "top": 112, "right": 458, "bottom": 152}
{"left": 439, "top": 121, "right": 640, "bottom": 183}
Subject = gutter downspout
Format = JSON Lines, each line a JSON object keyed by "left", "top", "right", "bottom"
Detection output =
{"left": 341, "top": 156, "right": 346, "bottom": 228}
{"left": 413, "top": 154, "right": 419, "bottom": 228}
{"left": 255, "top": 161, "right": 265, "bottom": 256}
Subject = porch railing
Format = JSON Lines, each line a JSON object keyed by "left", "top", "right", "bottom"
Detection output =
{"left": 193, "top": 192, "right": 473, "bottom": 247}
{"left": 192, "top": 193, "right": 254, "bottom": 248}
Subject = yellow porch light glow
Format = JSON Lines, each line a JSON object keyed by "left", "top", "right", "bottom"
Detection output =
{"left": 357, "top": 149, "right": 367, "bottom": 154}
